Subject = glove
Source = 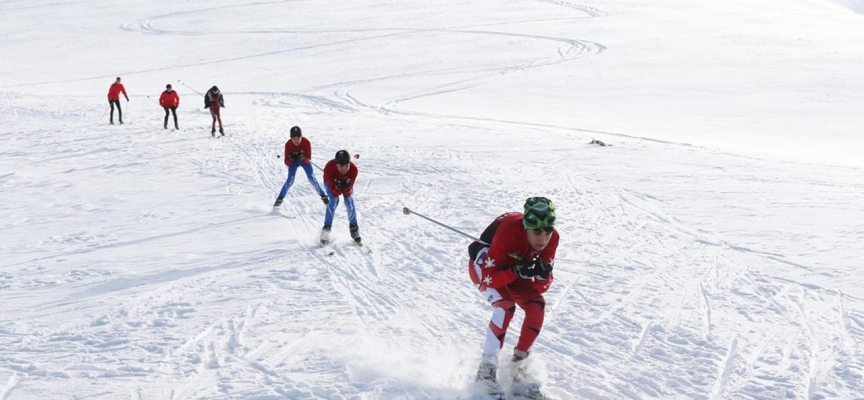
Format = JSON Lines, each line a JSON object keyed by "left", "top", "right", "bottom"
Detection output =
{"left": 513, "top": 257, "right": 543, "bottom": 279}
{"left": 289, "top": 153, "right": 303, "bottom": 161}
{"left": 335, "top": 178, "right": 351, "bottom": 189}
{"left": 534, "top": 261, "right": 553, "bottom": 281}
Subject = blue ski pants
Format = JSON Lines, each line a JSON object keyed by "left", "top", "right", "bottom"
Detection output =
{"left": 277, "top": 163, "right": 325, "bottom": 199}
{"left": 324, "top": 185, "right": 357, "bottom": 226}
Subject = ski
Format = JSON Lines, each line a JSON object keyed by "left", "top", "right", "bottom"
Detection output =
{"left": 271, "top": 206, "right": 295, "bottom": 219}
{"left": 319, "top": 241, "right": 335, "bottom": 256}
{"left": 358, "top": 242, "right": 372, "bottom": 254}
{"left": 510, "top": 385, "right": 556, "bottom": 400}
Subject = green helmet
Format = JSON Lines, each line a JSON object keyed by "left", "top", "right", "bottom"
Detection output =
{"left": 523, "top": 197, "right": 556, "bottom": 230}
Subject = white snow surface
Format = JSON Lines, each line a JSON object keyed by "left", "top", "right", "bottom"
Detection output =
{"left": 1, "top": 0, "right": 863, "bottom": 399}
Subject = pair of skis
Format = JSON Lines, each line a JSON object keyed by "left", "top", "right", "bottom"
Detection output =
{"left": 320, "top": 238, "right": 370, "bottom": 256}
{"left": 477, "top": 379, "right": 555, "bottom": 400}
{"left": 481, "top": 387, "right": 554, "bottom": 400}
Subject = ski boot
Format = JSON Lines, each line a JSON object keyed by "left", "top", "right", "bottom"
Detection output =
{"left": 511, "top": 350, "right": 544, "bottom": 398}
{"left": 219, "top": 127, "right": 224, "bottom": 136}
{"left": 349, "top": 223, "right": 361, "bottom": 243}
{"left": 320, "top": 224, "right": 332, "bottom": 245}
{"left": 211, "top": 127, "right": 216, "bottom": 137}
{"left": 476, "top": 356, "right": 504, "bottom": 399}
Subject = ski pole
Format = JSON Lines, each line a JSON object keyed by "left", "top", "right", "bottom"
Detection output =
{"left": 402, "top": 207, "right": 488, "bottom": 245}
{"left": 275, "top": 155, "right": 324, "bottom": 172}
{"left": 146, "top": 95, "right": 160, "bottom": 106}
{"left": 178, "top": 80, "right": 203, "bottom": 96}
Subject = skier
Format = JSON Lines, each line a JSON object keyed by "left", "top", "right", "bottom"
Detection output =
{"left": 159, "top": 84, "right": 179, "bottom": 130}
{"left": 203, "top": 86, "right": 224, "bottom": 136}
{"left": 320, "top": 150, "right": 360, "bottom": 245}
{"left": 107, "top": 77, "right": 129, "bottom": 125}
{"left": 468, "top": 197, "right": 558, "bottom": 398}
{"left": 273, "top": 126, "right": 329, "bottom": 208}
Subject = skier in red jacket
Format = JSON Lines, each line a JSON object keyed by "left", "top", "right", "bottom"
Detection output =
{"left": 468, "top": 197, "right": 558, "bottom": 397}
{"left": 159, "top": 84, "right": 180, "bottom": 130}
{"left": 204, "top": 86, "right": 224, "bottom": 136}
{"left": 320, "top": 150, "right": 360, "bottom": 245}
{"left": 107, "top": 77, "right": 129, "bottom": 125}
{"left": 273, "top": 126, "right": 328, "bottom": 208}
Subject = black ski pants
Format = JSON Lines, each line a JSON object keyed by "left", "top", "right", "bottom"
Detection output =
{"left": 163, "top": 107, "right": 178, "bottom": 129}
{"left": 109, "top": 100, "right": 122, "bottom": 123}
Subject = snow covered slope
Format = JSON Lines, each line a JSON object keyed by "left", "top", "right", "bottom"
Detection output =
{"left": 1, "top": 0, "right": 862, "bottom": 399}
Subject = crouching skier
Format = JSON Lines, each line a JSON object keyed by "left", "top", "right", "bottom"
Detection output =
{"left": 468, "top": 197, "right": 559, "bottom": 399}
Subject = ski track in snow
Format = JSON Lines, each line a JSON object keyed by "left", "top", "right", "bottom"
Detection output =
{"left": 2, "top": 1, "right": 864, "bottom": 399}
{"left": 2, "top": 95, "right": 864, "bottom": 398}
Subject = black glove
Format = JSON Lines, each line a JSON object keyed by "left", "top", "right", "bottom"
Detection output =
{"left": 335, "top": 178, "right": 351, "bottom": 189}
{"left": 535, "top": 261, "right": 553, "bottom": 281}
{"left": 289, "top": 153, "right": 303, "bottom": 161}
{"left": 513, "top": 257, "right": 543, "bottom": 279}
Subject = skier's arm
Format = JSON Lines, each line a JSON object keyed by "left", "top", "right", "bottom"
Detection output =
{"left": 532, "top": 232, "right": 559, "bottom": 293}
{"left": 322, "top": 163, "right": 337, "bottom": 193}
{"left": 483, "top": 235, "right": 519, "bottom": 289}
{"left": 302, "top": 140, "right": 311, "bottom": 163}
{"left": 283, "top": 142, "right": 292, "bottom": 167}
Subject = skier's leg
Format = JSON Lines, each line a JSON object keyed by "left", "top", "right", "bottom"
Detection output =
{"left": 513, "top": 295, "right": 546, "bottom": 354}
{"left": 109, "top": 100, "right": 116, "bottom": 123}
{"left": 324, "top": 186, "right": 339, "bottom": 226}
{"left": 210, "top": 109, "right": 217, "bottom": 131}
{"left": 216, "top": 109, "right": 223, "bottom": 129}
{"left": 344, "top": 194, "right": 357, "bottom": 225}
{"left": 277, "top": 165, "right": 299, "bottom": 199}
{"left": 171, "top": 107, "right": 178, "bottom": 128}
{"left": 475, "top": 260, "right": 515, "bottom": 355}
{"left": 510, "top": 295, "right": 546, "bottom": 397}
{"left": 163, "top": 107, "right": 169, "bottom": 128}
{"left": 117, "top": 101, "right": 123, "bottom": 123}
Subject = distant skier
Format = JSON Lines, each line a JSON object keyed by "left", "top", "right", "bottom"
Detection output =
{"left": 320, "top": 150, "right": 361, "bottom": 245}
{"left": 273, "top": 126, "right": 329, "bottom": 208}
{"left": 468, "top": 197, "right": 558, "bottom": 398}
{"left": 159, "top": 84, "right": 179, "bottom": 130}
{"left": 107, "top": 77, "right": 129, "bottom": 125}
{"left": 204, "top": 86, "right": 224, "bottom": 136}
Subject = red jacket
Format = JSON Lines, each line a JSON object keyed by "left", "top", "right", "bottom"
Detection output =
{"left": 159, "top": 90, "right": 179, "bottom": 107}
{"left": 107, "top": 83, "right": 128, "bottom": 101}
{"left": 322, "top": 160, "right": 358, "bottom": 197}
{"left": 283, "top": 137, "right": 312, "bottom": 166}
{"left": 470, "top": 213, "right": 557, "bottom": 294}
